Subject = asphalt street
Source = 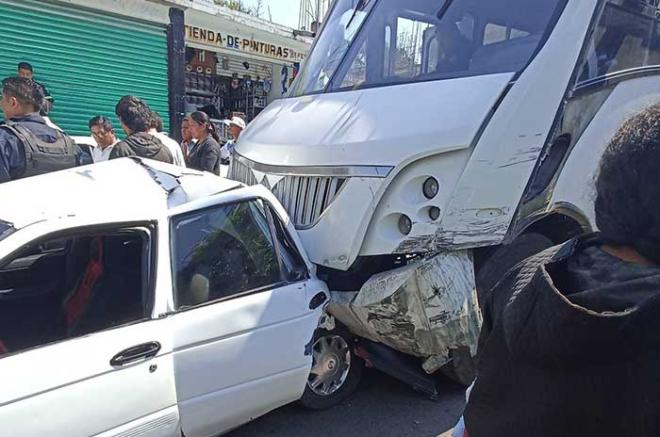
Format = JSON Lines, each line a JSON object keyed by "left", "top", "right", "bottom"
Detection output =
{"left": 227, "top": 368, "right": 465, "bottom": 437}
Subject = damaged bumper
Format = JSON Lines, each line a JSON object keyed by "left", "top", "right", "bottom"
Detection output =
{"left": 327, "top": 250, "right": 482, "bottom": 374}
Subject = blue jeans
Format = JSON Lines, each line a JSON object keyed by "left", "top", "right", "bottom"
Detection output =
{"left": 452, "top": 380, "right": 475, "bottom": 436}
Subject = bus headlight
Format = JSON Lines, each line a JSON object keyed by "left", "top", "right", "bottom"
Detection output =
{"left": 423, "top": 177, "right": 439, "bottom": 199}
{"left": 398, "top": 214, "right": 412, "bottom": 235}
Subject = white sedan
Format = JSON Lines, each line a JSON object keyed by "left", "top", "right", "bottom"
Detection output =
{"left": 0, "top": 159, "right": 337, "bottom": 437}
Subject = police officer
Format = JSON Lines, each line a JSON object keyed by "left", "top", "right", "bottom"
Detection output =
{"left": 0, "top": 76, "right": 79, "bottom": 183}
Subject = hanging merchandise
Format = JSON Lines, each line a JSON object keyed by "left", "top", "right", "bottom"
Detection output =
{"left": 281, "top": 66, "right": 289, "bottom": 95}
{"left": 289, "top": 62, "right": 300, "bottom": 88}
{"left": 184, "top": 49, "right": 222, "bottom": 117}
{"left": 184, "top": 69, "right": 222, "bottom": 115}
{"left": 264, "top": 79, "right": 272, "bottom": 93}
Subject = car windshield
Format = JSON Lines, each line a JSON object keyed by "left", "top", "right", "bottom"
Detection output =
{"left": 0, "top": 220, "right": 14, "bottom": 242}
{"left": 290, "top": 0, "right": 565, "bottom": 96}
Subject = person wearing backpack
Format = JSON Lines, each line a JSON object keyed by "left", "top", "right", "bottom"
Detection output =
{"left": 0, "top": 76, "right": 80, "bottom": 183}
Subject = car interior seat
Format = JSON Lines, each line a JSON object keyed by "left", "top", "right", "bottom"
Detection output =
{"left": 63, "top": 234, "right": 144, "bottom": 337}
{"left": 186, "top": 273, "right": 211, "bottom": 306}
{"left": 62, "top": 237, "right": 104, "bottom": 334}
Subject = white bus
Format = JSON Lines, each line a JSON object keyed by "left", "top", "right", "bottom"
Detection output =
{"left": 230, "top": 0, "right": 660, "bottom": 404}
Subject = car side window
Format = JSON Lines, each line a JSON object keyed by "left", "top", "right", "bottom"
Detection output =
{"left": 172, "top": 200, "right": 282, "bottom": 309}
{"left": 577, "top": 2, "right": 660, "bottom": 84}
{"left": 0, "top": 228, "right": 151, "bottom": 358}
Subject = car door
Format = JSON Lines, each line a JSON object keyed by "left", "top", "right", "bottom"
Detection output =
{"left": 168, "top": 192, "right": 327, "bottom": 437}
{"left": 0, "top": 222, "right": 179, "bottom": 437}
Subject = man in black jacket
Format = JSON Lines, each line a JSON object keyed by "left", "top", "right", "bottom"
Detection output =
{"left": 463, "top": 104, "right": 660, "bottom": 436}
{"left": 110, "top": 95, "right": 173, "bottom": 164}
{"left": 0, "top": 76, "right": 79, "bottom": 183}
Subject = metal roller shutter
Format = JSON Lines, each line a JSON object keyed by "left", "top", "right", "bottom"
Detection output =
{"left": 216, "top": 53, "right": 274, "bottom": 80}
{"left": 0, "top": 0, "right": 169, "bottom": 135}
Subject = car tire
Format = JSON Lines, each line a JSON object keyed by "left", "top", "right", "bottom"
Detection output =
{"left": 475, "top": 232, "right": 554, "bottom": 303}
{"left": 299, "top": 327, "right": 364, "bottom": 410}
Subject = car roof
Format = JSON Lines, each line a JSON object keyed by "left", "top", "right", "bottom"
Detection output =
{"left": 0, "top": 158, "right": 243, "bottom": 229}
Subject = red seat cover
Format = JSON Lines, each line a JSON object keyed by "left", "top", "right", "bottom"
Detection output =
{"left": 64, "top": 237, "right": 104, "bottom": 329}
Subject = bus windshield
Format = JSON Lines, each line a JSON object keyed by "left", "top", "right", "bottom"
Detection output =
{"left": 290, "top": 0, "right": 566, "bottom": 97}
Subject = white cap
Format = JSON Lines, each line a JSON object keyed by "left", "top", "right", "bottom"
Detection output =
{"left": 223, "top": 116, "right": 246, "bottom": 130}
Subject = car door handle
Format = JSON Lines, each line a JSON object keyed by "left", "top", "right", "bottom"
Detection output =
{"left": 309, "top": 292, "right": 328, "bottom": 310}
{"left": 110, "top": 342, "right": 161, "bottom": 367}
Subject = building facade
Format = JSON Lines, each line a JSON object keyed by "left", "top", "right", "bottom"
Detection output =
{"left": 0, "top": 0, "right": 181, "bottom": 135}
{"left": 183, "top": 1, "right": 312, "bottom": 125}
{"left": 299, "top": 0, "right": 331, "bottom": 33}
{"left": 0, "top": 0, "right": 311, "bottom": 137}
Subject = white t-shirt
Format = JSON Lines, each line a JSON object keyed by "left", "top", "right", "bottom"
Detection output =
{"left": 220, "top": 140, "right": 234, "bottom": 161}
{"left": 91, "top": 143, "right": 116, "bottom": 163}
{"left": 151, "top": 130, "right": 186, "bottom": 167}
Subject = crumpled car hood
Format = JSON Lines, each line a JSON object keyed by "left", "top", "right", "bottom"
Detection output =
{"left": 328, "top": 250, "right": 482, "bottom": 372}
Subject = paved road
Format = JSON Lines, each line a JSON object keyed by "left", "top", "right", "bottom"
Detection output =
{"left": 227, "top": 368, "right": 465, "bottom": 437}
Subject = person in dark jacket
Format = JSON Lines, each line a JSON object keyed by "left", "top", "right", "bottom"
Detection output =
{"left": 186, "top": 111, "right": 221, "bottom": 174}
{"left": 463, "top": 104, "right": 660, "bottom": 437}
{"left": 110, "top": 95, "right": 173, "bottom": 164}
{"left": 0, "top": 76, "right": 79, "bottom": 183}
{"left": 17, "top": 62, "right": 53, "bottom": 116}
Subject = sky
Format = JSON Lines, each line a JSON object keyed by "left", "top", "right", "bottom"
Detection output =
{"left": 246, "top": 0, "right": 301, "bottom": 29}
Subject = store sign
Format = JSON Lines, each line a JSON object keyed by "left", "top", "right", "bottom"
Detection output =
{"left": 185, "top": 25, "right": 307, "bottom": 62}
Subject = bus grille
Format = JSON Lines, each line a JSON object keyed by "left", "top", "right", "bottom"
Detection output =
{"left": 228, "top": 158, "right": 258, "bottom": 186}
{"left": 272, "top": 176, "right": 346, "bottom": 228}
{"left": 229, "top": 159, "right": 346, "bottom": 229}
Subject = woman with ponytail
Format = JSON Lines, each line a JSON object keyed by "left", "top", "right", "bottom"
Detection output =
{"left": 187, "top": 111, "right": 221, "bottom": 174}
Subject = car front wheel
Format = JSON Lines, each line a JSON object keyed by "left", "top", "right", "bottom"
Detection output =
{"left": 299, "top": 328, "right": 363, "bottom": 410}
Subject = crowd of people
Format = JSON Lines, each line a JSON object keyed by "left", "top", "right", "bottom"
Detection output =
{"left": 0, "top": 62, "right": 246, "bottom": 184}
